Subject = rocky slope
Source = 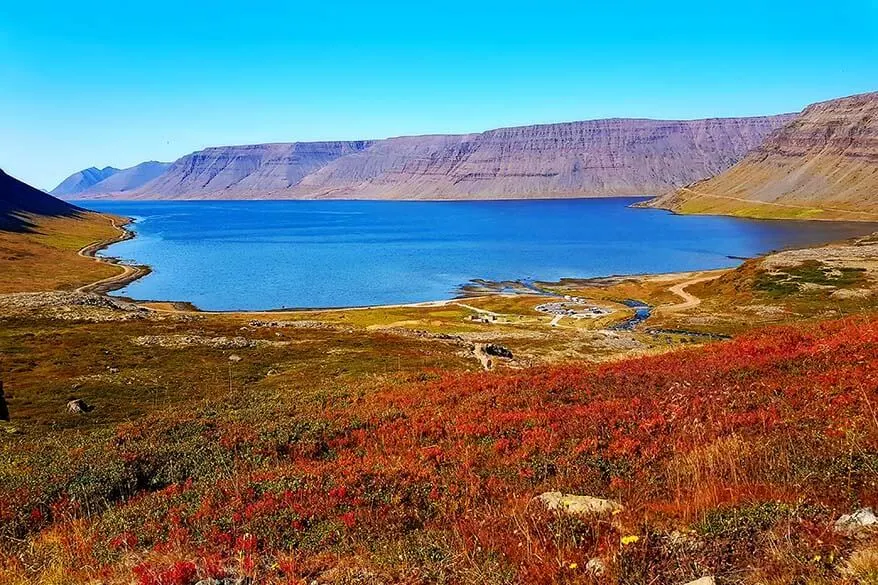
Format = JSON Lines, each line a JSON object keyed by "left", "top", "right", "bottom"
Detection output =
{"left": 1, "top": 169, "right": 82, "bottom": 231}
{"left": 69, "top": 115, "right": 793, "bottom": 200}
{"left": 51, "top": 166, "right": 119, "bottom": 197}
{"left": 289, "top": 116, "right": 795, "bottom": 200}
{"left": 645, "top": 92, "right": 878, "bottom": 220}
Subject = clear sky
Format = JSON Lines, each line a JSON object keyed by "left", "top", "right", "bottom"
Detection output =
{"left": 1, "top": 0, "right": 876, "bottom": 190}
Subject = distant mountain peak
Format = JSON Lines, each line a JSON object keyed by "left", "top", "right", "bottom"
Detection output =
{"left": 51, "top": 166, "right": 120, "bottom": 197}
{"left": 51, "top": 162, "right": 170, "bottom": 198}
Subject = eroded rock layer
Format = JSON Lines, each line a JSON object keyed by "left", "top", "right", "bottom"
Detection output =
{"left": 74, "top": 115, "right": 794, "bottom": 200}
{"left": 645, "top": 92, "right": 878, "bottom": 220}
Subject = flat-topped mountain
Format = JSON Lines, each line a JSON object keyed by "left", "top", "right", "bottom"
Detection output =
{"left": 645, "top": 92, "right": 878, "bottom": 220}
{"left": 51, "top": 166, "right": 119, "bottom": 198}
{"left": 1, "top": 169, "right": 81, "bottom": 231}
{"left": 287, "top": 116, "right": 795, "bottom": 200}
{"left": 52, "top": 162, "right": 171, "bottom": 199}
{"left": 70, "top": 115, "right": 794, "bottom": 200}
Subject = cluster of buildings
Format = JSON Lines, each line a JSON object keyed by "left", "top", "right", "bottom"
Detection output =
{"left": 535, "top": 297, "right": 613, "bottom": 319}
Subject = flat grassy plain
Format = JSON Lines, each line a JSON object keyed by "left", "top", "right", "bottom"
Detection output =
{"left": 1, "top": 215, "right": 877, "bottom": 584}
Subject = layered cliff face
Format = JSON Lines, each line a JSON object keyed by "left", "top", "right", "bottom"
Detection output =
{"left": 66, "top": 114, "right": 793, "bottom": 200}
{"left": 290, "top": 116, "right": 794, "bottom": 199}
{"left": 645, "top": 92, "right": 878, "bottom": 220}
{"left": 51, "top": 166, "right": 120, "bottom": 197}
{"left": 126, "top": 141, "right": 374, "bottom": 200}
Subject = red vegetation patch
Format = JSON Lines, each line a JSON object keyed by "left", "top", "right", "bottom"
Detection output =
{"left": 2, "top": 316, "right": 877, "bottom": 583}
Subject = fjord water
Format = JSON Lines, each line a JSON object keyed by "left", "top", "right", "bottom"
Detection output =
{"left": 80, "top": 199, "right": 874, "bottom": 311}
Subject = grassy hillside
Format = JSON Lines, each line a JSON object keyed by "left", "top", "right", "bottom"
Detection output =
{"left": 1, "top": 179, "right": 876, "bottom": 583}
{"left": 1, "top": 315, "right": 877, "bottom": 584}
{"left": 0, "top": 169, "right": 128, "bottom": 293}
{"left": 0, "top": 213, "right": 125, "bottom": 293}
{"left": 645, "top": 92, "right": 878, "bottom": 221}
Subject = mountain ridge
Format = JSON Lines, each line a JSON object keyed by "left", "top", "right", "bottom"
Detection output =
{"left": 68, "top": 114, "right": 795, "bottom": 200}
{"left": 643, "top": 91, "right": 878, "bottom": 220}
{"left": 80, "top": 161, "right": 171, "bottom": 196}
{"left": 52, "top": 162, "right": 171, "bottom": 199}
{"left": 51, "top": 166, "right": 120, "bottom": 197}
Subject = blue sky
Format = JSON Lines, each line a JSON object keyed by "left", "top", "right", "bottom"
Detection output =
{"left": 1, "top": 0, "right": 876, "bottom": 189}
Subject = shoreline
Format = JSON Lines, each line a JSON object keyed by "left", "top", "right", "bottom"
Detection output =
{"left": 75, "top": 214, "right": 152, "bottom": 295}
{"left": 77, "top": 217, "right": 729, "bottom": 317}
{"left": 78, "top": 210, "right": 869, "bottom": 317}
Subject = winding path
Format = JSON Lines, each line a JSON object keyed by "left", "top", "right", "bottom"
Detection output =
{"left": 75, "top": 214, "right": 149, "bottom": 295}
{"left": 657, "top": 273, "right": 723, "bottom": 314}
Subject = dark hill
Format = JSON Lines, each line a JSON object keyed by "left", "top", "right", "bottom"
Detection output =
{"left": 0, "top": 169, "right": 82, "bottom": 232}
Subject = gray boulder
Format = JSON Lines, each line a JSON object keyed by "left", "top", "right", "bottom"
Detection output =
{"left": 835, "top": 507, "right": 877, "bottom": 536}
{"left": 535, "top": 492, "right": 623, "bottom": 517}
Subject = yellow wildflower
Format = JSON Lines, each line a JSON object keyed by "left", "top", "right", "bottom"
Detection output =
{"left": 621, "top": 535, "right": 640, "bottom": 545}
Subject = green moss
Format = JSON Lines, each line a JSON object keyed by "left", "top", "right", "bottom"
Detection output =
{"left": 696, "top": 501, "right": 824, "bottom": 539}
{"left": 754, "top": 260, "right": 867, "bottom": 297}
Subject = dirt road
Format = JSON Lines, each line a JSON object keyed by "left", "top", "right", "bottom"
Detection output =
{"left": 657, "top": 273, "right": 723, "bottom": 314}
{"left": 75, "top": 215, "right": 149, "bottom": 294}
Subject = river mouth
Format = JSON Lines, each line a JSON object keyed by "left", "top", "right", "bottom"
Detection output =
{"left": 76, "top": 198, "right": 878, "bottom": 312}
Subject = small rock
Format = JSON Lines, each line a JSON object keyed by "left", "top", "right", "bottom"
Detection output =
{"left": 66, "top": 398, "right": 94, "bottom": 414}
{"left": 835, "top": 507, "right": 877, "bottom": 536}
{"left": 484, "top": 343, "right": 513, "bottom": 359}
{"left": 680, "top": 578, "right": 715, "bottom": 585}
{"left": 535, "top": 491, "right": 623, "bottom": 517}
{"left": 585, "top": 557, "right": 606, "bottom": 576}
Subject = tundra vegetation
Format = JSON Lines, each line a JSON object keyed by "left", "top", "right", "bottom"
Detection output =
{"left": 0, "top": 213, "right": 877, "bottom": 584}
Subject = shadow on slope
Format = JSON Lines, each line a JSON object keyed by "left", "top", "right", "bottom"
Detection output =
{"left": 0, "top": 169, "right": 84, "bottom": 232}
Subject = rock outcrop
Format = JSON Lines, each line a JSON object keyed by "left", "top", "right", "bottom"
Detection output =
{"left": 835, "top": 507, "right": 877, "bottom": 536}
{"left": 645, "top": 91, "right": 878, "bottom": 220}
{"left": 69, "top": 115, "right": 793, "bottom": 200}
{"left": 534, "top": 492, "right": 623, "bottom": 517}
{"left": 66, "top": 398, "right": 94, "bottom": 414}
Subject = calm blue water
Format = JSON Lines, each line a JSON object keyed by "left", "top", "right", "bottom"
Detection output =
{"left": 77, "top": 199, "right": 874, "bottom": 311}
